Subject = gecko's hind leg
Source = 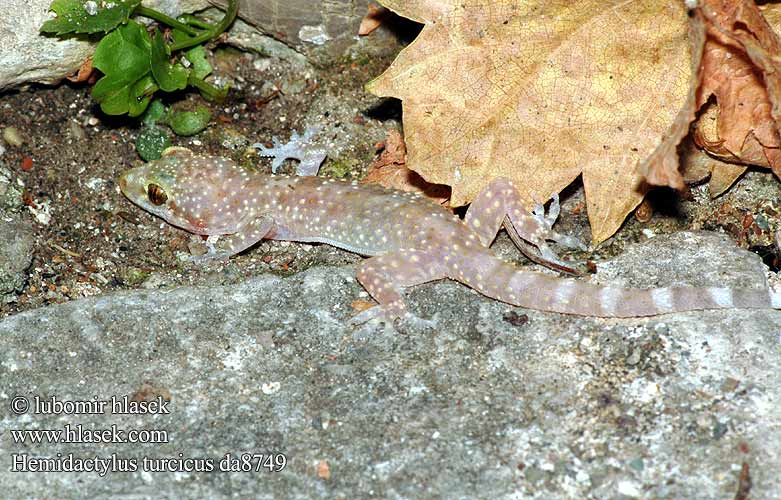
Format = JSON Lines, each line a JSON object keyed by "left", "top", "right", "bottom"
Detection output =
{"left": 350, "top": 249, "right": 445, "bottom": 324}
{"left": 465, "top": 178, "right": 585, "bottom": 273}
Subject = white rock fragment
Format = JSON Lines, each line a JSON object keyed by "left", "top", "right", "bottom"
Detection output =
{"left": 261, "top": 382, "right": 281, "bottom": 394}
{"left": 299, "top": 25, "right": 331, "bottom": 45}
{"left": 86, "top": 177, "right": 105, "bottom": 191}
{"left": 29, "top": 199, "right": 52, "bottom": 225}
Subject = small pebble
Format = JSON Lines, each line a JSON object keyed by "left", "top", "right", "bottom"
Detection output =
{"left": 2, "top": 127, "right": 24, "bottom": 147}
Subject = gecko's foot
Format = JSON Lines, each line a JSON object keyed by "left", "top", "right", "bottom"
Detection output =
{"left": 349, "top": 308, "right": 382, "bottom": 326}
{"left": 349, "top": 300, "right": 407, "bottom": 326}
{"left": 548, "top": 230, "right": 588, "bottom": 251}
{"left": 532, "top": 194, "right": 588, "bottom": 251}
{"left": 348, "top": 300, "right": 407, "bottom": 326}
{"left": 252, "top": 126, "right": 326, "bottom": 176}
{"left": 532, "top": 193, "right": 561, "bottom": 227}
{"left": 348, "top": 301, "right": 436, "bottom": 329}
{"left": 178, "top": 235, "right": 234, "bottom": 263}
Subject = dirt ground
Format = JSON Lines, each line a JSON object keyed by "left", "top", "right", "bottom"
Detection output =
{"left": 0, "top": 49, "right": 395, "bottom": 315}
{"left": 1, "top": 40, "right": 780, "bottom": 317}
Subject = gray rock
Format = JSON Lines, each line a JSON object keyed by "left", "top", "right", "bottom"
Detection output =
{"left": 0, "top": 167, "right": 23, "bottom": 211}
{"left": 0, "top": 230, "right": 779, "bottom": 498}
{"left": 595, "top": 231, "right": 770, "bottom": 289}
{"left": 0, "top": 214, "right": 34, "bottom": 298}
{"left": 213, "top": 0, "right": 374, "bottom": 54}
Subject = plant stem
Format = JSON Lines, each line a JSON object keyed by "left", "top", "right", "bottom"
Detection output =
{"left": 169, "top": 0, "right": 239, "bottom": 52}
{"left": 180, "top": 15, "right": 214, "bottom": 30}
{"left": 135, "top": 6, "right": 200, "bottom": 36}
{"left": 188, "top": 75, "right": 229, "bottom": 102}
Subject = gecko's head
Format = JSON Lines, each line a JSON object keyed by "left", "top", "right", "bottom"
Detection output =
{"left": 119, "top": 147, "right": 249, "bottom": 235}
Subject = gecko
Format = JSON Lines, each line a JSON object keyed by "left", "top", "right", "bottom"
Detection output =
{"left": 118, "top": 137, "right": 781, "bottom": 321}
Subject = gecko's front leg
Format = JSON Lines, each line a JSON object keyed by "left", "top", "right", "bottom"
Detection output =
{"left": 351, "top": 249, "right": 445, "bottom": 323}
{"left": 188, "top": 214, "right": 275, "bottom": 262}
{"left": 465, "top": 177, "right": 585, "bottom": 273}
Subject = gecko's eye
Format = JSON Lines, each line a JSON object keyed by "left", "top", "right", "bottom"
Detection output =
{"left": 147, "top": 183, "right": 168, "bottom": 206}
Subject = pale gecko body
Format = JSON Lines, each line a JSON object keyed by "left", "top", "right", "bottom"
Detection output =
{"left": 119, "top": 148, "right": 781, "bottom": 320}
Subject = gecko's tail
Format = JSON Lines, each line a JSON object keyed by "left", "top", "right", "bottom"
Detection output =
{"left": 463, "top": 254, "right": 781, "bottom": 317}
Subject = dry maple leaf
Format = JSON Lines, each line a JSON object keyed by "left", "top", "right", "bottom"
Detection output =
{"left": 367, "top": 0, "right": 697, "bottom": 243}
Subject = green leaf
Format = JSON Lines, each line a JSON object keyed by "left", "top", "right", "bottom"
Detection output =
{"left": 168, "top": 105, "right": 211, "bottom": 136}
{"left": 93, "top": 20, "right": 150, "bottom": 79}
{"left": 128, "top": 75, "right": 157, "bottom": 116}
{"left": 188, "top": 75, "right": 229, "bottom": 102}
{"left": 141, "top": 100, "right": 167, "bottom": 127}
{"left": 151, "top": 30, "right": 189, "bottom": 92}
{"left": 184, "top": 46, "right": 212, "bottom": 81}
{"left": 92, "top": 73, "right": 156, "bottom": 116}
{"left": 136, "top": 126, "right": 171, "bottom": 161}
{"left": 91, "top": 21, "right": 153, "bottom": 115}
{"left": 171, "top": 28, "right": 196, "bottom": 47}
{"left": 40, "top": 0, "right": 141, "bottom": 35}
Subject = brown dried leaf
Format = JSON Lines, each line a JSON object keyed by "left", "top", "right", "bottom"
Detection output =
{"left": 359, "top": 4, "right": 387, "bottom": 36}
{"left": 351, "top": 299, "right": 376, "bottom": 313}
{"left": 66, "top": 57, "right": 93, "bottom": 83}
{"left": 316, "top": 460, "right": 331, "bottom": 480}
{"left": 641, "top": 9, "right": 706, "bottom": 190}
{"left": 368, "top": 0, "right": 695, "bottom": 243}
{"left": 371, "top": 129, "right": 407, "bottom": 169}
{"left": 692, "top": 1, "right": 781, "bottom": 177}
{"left": 362, "top": 129, "right": 451, "bottom": 204}
{"left": 680, "top": 133, "right": 747, "bottom": 197}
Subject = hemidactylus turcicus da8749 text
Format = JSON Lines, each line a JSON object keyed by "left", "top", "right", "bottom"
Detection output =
{"left": 119, "top": 147, "right": 781, "bottom": 320}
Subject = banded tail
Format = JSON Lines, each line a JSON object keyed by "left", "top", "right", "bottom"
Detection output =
{"left": 457, "top": 254, "right": 781, "bottom": 317}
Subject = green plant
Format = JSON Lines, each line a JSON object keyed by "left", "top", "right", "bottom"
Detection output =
{"left": 41, "top": 0, "right": 237, "bottom": 117}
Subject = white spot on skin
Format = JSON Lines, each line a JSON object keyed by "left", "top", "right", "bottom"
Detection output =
{"left": 553, "top": 280, "right": 576, "bottom": 305}
{"left": 650, "top": 288, "right": 674, "bottom": 312}
{"left": 707, "top": 287, "right": 733, "bottom": 308}
{"left": 600, "top": 287, "right": 621, "bottom": 315}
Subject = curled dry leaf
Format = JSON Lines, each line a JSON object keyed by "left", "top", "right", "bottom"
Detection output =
{"left": 641, "top": 9, "right": 706, "bottom": 191}
{"left": 689, "top": 1, "right": 781, "bottom": 181}
{"left": 66, "top": 57, "right": 94, "bottom": 83}
{"left": 350, "top": 299, "right": 376, "bottom": 313}
{"left": 362, "top": 129, "right": 451, "bottom": 205}
{"left": 368, "top": 0, "right": 696, "bottom": 243}
{"left": 359, "top": 4, "right": 388, "bottom": 36}
{"left": 679, "top": 135, "right": 747, "bottom": 198}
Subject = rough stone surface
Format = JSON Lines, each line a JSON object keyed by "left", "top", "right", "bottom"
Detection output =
{"left": 0, "top": 215, "right": 34, "bottom": 297}
{"left": 0, "top": 0, "right": 92, "bottom": 91}
{"left": 0, "top": 231, "right": 779, "bottom": 498}
{"left": 213, "top": 0, "right": 374, "bottom": 54}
